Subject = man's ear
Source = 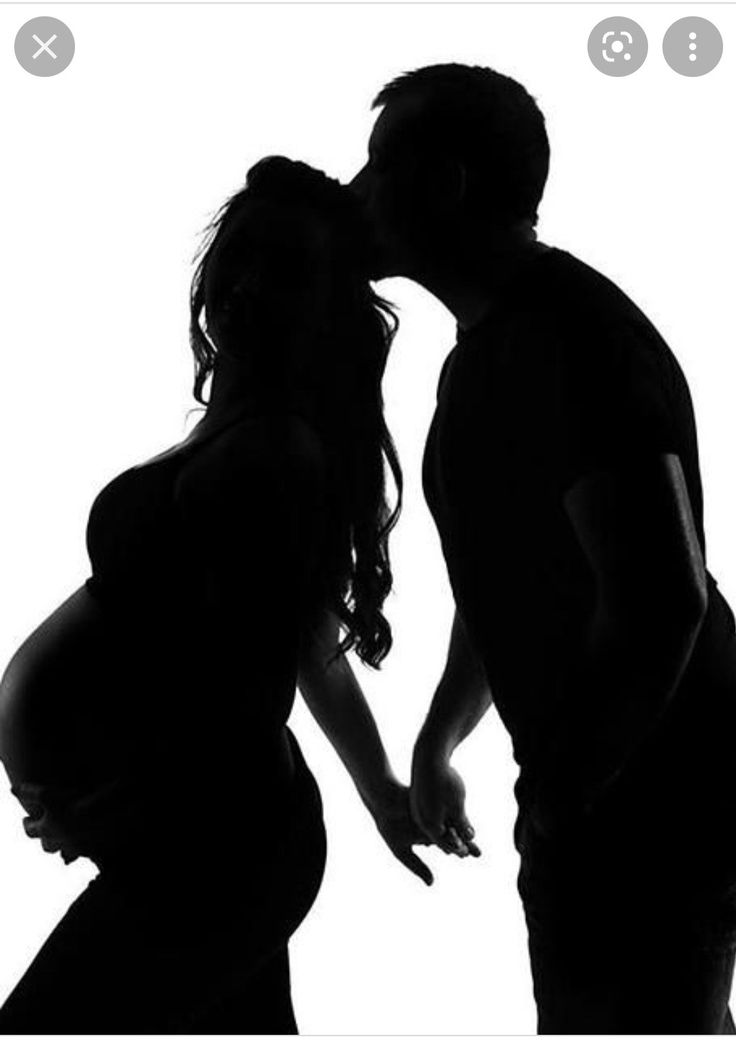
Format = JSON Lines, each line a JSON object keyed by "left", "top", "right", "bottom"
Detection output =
{"left": 428, "top": 157, "right": 467, "bottom": 213}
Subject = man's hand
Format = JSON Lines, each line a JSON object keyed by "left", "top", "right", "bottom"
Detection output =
{"left": 367, "top": 779, "right": 435, "bottom": 886}
{"left": 406, "top": 610, "right": 491, "bottom": 859}
{"left": 410, "top": 751, "right": 481, "bottom": 858}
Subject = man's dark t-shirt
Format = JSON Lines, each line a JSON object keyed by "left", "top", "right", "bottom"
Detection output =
{"left": 422, "top": 246, "right": 736, "bottom": 854}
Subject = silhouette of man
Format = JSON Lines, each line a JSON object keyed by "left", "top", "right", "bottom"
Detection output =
{"left": 351, "top": 63, "right": 736, "bottom": 1033}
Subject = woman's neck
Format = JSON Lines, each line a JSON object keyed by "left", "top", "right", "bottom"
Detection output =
{"left": 202, "top": 348, "right": 304, "bottom": 428}
{"left": 205, "top": 345, "right": 275, "bottom": 419}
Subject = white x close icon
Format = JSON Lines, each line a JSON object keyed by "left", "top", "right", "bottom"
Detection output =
{"left": 32, "top": 33, "right": 58, "bottom": 59}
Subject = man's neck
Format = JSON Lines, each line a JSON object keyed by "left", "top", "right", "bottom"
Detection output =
{"left": 405, "top": 229, "right": 552, "bottom": 333}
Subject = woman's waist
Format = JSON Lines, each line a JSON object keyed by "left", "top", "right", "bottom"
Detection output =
{"left": 100, "top": 727, "right": 324, "bottom": 873}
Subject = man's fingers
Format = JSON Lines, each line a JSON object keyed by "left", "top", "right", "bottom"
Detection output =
{"left": 448, "top": 817, "right": 482, "bottom": 857}
{"left": 455, "top": 818, "right": 475, "bottom": 842}
{"left": 395, "top": 848, "right": 434, "bottom": 886}
{"left": 444, "top": 825, "right": 471, "bottom": 856}
{"left": 437, "top": 825, "right": 482, "bottom": 858}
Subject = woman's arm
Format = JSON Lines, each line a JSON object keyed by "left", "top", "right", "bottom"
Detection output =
{"left": 298, "top": 610, "right": 435, "bottom": 885}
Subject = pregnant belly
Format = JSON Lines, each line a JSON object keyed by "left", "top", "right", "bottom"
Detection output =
{"left": 0, "top": 584, "right": 303, "bottom": 868}
{"left": 0, "top": 584, "right": 135, "bottom": 789}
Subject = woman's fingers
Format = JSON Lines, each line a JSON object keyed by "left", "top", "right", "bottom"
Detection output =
{"left": 22, "top": 813, "right": 71, "bottom": 856}
{"left": 395, "top": 847, "right": 434, "bottom": 887}
{"left": 39, "top": 835, "right": 63, "bottom": 853}
{"left": 13, "top": 779, "right": 139, "bottom": 866}
{"left": 21, "top": 815, "right": 42, "bottom": 838}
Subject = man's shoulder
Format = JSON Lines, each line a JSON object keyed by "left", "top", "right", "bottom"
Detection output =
{"left": 510, "top": 249, "right": 671, "bottom": 376}
{"left": 531, "top": 249, "right": 672, "bottom": 357}
{"left": 436, "top": 248, "right": 676, "bottom": 416}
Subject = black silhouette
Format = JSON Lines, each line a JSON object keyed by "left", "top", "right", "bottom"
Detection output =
{"left": 351, "top": 63, "right": 736, "bottom": 1033}
{"left": 0, "top": 156, "right": 431, "bottom": 1033}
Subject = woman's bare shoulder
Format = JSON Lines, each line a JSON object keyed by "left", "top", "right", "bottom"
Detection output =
{"left": 174, "top": 412, "right": 327, "bottom": 506}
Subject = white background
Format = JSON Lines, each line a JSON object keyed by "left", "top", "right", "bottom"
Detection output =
{"left": 0, "top": 2, "right": 735, "bottom": 1034}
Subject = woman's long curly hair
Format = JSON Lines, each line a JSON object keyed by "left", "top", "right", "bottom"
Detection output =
{"left": 189, "top": 156, "right": 402, "bottom": 668}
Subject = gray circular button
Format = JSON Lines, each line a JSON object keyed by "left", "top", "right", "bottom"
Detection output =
{"left": 15, "top": 17, "right": 75, "bottom": 77}
{"left": 588, "top": 17, "right": 648, "bottom": 76}
{"left": 663, "top": 17, "right": 722, "bottom": 77}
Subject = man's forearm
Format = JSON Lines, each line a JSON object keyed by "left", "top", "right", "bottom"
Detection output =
{"left": 417, "top": 680, "right": 493, "bottom": 761}
{"left": 415, "top": 610, "right": 493, "bottom": 762}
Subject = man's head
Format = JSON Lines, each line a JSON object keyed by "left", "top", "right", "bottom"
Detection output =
{"left": 350, "top": 63, "right": 550, "bottom": 279}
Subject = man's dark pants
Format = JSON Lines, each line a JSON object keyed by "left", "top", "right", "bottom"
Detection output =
{"left": 516, "top": 782, "right": 736, "bottom": 1034}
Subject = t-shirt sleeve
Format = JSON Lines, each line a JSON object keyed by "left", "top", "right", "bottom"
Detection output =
{"left": 549, "top": 318, "right": 681, "bottom": 493}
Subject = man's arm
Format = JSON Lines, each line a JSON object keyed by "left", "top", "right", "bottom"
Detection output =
{"left": 414, "top": 609, "right": 493, "bottom": 759}
{"left": 410, "top": 609, "right": 491, "bottom": 853}
{"left": 535, "top": 451, "right": 707, "bottom": 832}
{"left": 298, "top": 610, "right": 434, "bottom": 885}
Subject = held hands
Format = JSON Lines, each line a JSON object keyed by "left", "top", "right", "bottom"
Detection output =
{"left": 410, "top": 745, "right": 481, "bottom": 860}
{"left": 367, "top": 778, "right": 435, "bottom": 886}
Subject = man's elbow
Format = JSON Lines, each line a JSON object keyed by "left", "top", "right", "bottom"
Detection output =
{"left": 677, "top": 576, "right": 709, "bottom": 627}
{"left": 620, "top": 574, "right": 708, "bottom": 642}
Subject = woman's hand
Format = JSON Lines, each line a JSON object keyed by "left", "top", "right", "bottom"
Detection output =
{"left": 366, "top": 779, "right": 435, "bottom": 886}
{"left": 11, "top": 781, "right": 79, "bottom": 861}
{"left": 12, "top": 775, "right": 137, "bottom": 864}
{"left": 410, "top": 749, "right": 481, "bottom": 858}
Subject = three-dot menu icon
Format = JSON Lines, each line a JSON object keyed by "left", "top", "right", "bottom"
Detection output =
{"left": 662, "top": 17, "right": 723, "bottom": 76}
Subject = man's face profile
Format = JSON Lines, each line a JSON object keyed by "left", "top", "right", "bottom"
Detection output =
{"left": 350, "top": 95, "right": 430, "bottom": 281}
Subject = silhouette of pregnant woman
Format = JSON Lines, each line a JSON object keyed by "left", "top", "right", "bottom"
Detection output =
{"left": 0, "top": 156, "right": 431, "bottom": 1033}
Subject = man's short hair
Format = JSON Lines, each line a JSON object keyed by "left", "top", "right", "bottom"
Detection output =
{"left": 372, "top": 63, "right": 550, "bottom": 228}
